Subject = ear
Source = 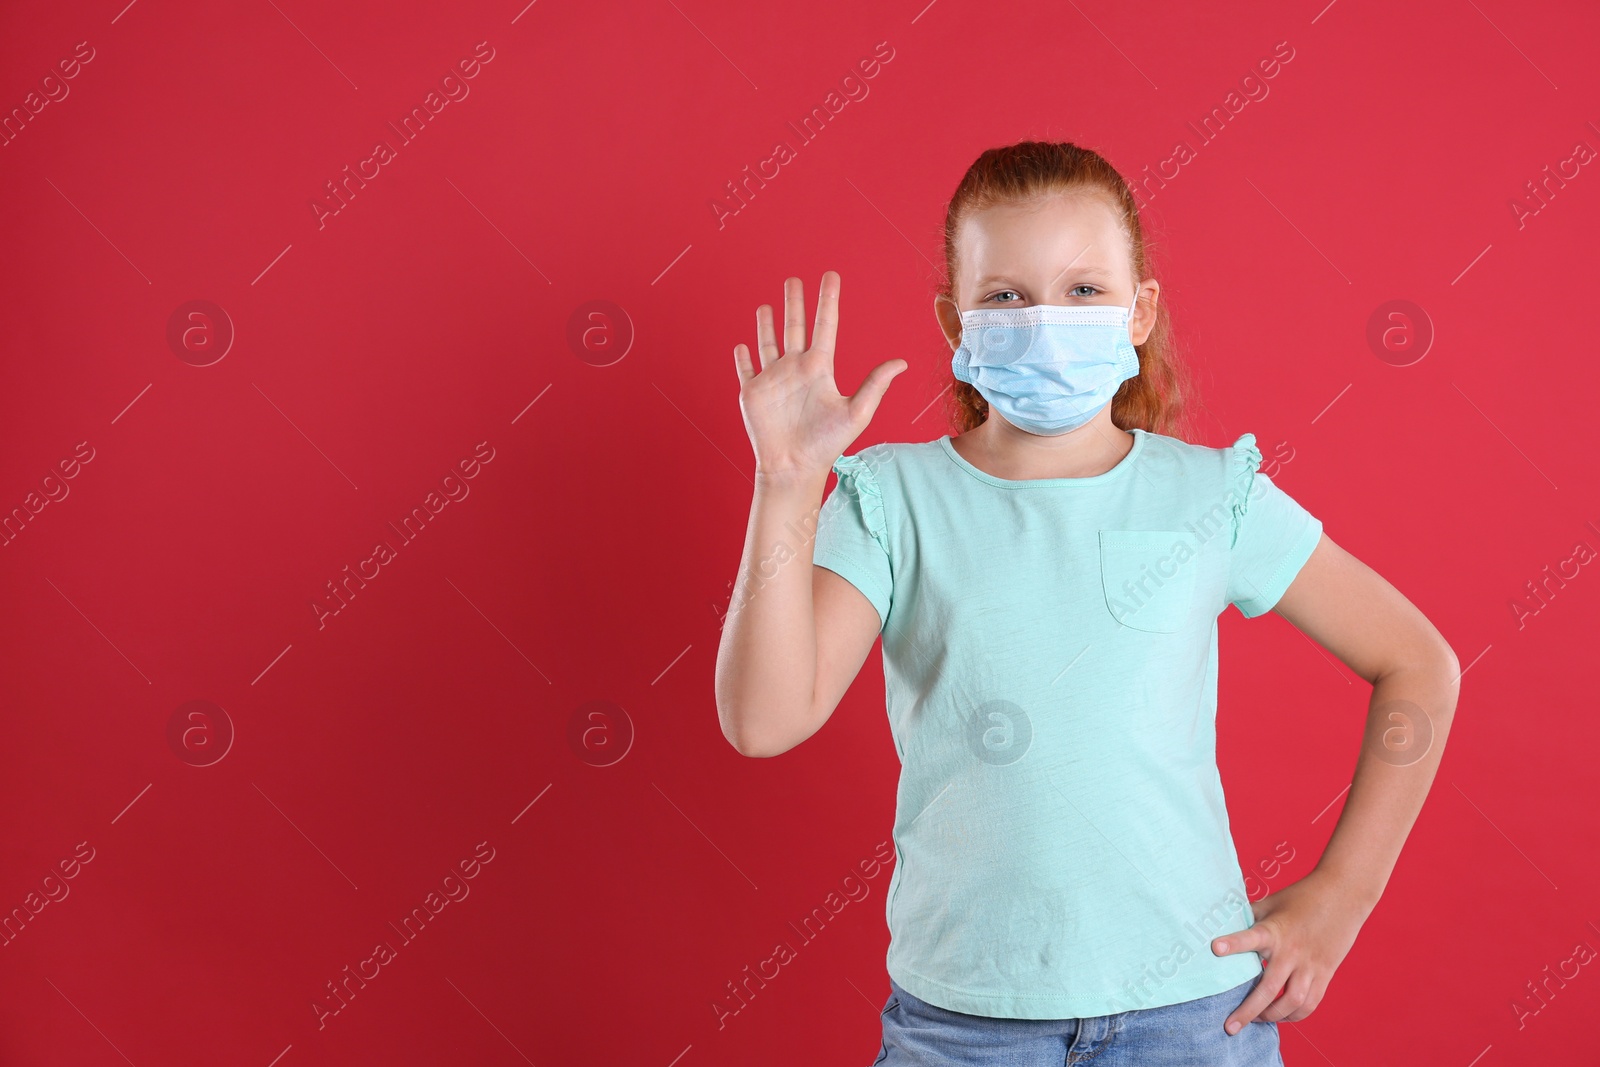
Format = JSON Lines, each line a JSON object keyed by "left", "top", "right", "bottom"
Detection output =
{"left": 1131, "top": 279, "right": 1160, "bottom": 346}
{"left": 933, "top": 293, "right": 963, "bottom": 352}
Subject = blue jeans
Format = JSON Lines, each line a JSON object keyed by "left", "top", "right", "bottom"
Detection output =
{"left": 870, "top": 974, "right": 1284, "bottom": 1066}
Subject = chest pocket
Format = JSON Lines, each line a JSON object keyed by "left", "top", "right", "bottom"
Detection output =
{"left": 1098, "top": 530, "right": 1199, "bottom": 633}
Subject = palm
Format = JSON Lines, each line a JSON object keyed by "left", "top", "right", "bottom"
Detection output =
{"left": 733, "top": 271, "right": 906, "bottom": 477}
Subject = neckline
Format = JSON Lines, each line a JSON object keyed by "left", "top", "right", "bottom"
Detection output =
{"left": 937, "top": 428, "right": 1146, "bottom": 488}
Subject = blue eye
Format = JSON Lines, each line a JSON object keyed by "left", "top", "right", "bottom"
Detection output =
{"left": 985, "top": 285, "right": 1100, "bottom": 303}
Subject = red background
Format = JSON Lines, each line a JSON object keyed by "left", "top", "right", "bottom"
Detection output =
{"left": 2, "top": 0, "right": 1597, "bottom": 1064}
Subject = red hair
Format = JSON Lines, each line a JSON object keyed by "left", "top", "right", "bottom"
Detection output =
{"left": 938, "top": 140, "right": 1198, "bottom": 441}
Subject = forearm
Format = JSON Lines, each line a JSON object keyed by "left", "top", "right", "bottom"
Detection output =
{"left": 713, "top": 469, "right": 830, "bottom": 756}
{"left": 1312, "top": 650, "right": 1461, "bottom": 910}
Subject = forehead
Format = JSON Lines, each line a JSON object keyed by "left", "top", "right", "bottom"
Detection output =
{"left": 956, "top": 192, "right": 1129, "bottom": 288}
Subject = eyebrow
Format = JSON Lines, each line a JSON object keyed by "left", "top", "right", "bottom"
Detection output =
{"left": 973, "top": 265, "right": 1116, "bottom": 288}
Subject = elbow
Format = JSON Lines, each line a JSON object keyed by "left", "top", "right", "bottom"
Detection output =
{"left": 1420, "top": 628, "right": 1461, "bottom": 690}
{"left": 1374, "top": 634, "right": 1461, "bottom": 714}
{"left": 1378, "top": 626, "right": 1460, "bottom": 690}
{"left": 726, "top": 730, "right": 783, "bottom": 759}
{"left": 716, "top": 705, "right": 780, "bottom": 759}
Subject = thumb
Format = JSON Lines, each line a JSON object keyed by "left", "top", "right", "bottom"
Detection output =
{"left": 846, "top": 358, "right": 908, "bottom": 429}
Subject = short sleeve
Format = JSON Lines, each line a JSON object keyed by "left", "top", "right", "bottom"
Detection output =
{"left": 811, "top": 450, "right": 893, "bottom": 631}
{"left": 1226, "top": 433, "right": 1323, "bottom": 618}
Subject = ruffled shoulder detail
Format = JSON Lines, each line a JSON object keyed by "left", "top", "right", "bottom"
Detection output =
{"left": 832, "top": 451, "right": 889, "bottom": 554}
{"left": 1227, "top": 433, "right": 1263, "bottom": 547}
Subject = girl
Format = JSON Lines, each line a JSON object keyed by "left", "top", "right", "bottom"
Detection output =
{"left": 714, "top": 141, "right": 1459, "bottom": 1066}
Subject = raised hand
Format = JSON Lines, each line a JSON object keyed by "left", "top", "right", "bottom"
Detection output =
{"left": 733, "top": 271, "right": 907, "bottom": 479}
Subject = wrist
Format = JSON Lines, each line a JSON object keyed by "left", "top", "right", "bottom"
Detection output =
{"left": 1310, "top": 861, "right": 1385, "bottom": 914}
{"left": 754, "top": 465, "right": 829, "bottom": 491}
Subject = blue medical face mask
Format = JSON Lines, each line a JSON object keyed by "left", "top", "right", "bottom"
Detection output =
{"left": 951, "top": 288, "right": 1141, "bottom": 436}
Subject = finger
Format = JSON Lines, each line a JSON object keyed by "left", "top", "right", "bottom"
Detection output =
{"left": 783, "top": 276, "right": 806, "bottom": 355}
{"left": 733, "top": 342, "right": 755, "bottom": 384}
{"left": 846, "top": 358, "right": 908, "bottom": 429}
{"left": 1260, "top": 968, "right": 1315, "bottom": 1023}
{"left": 1212, "top": 924, "right": 1270, "bottom": 959}
{"left": 755, "top": 304, "right": 779, "bottom": 372}
{"left": 1224, "top": 962, "right": 1290, "bottom": 1036}
{"left": 811, "top": 271, "right": 840, "bottom": 361}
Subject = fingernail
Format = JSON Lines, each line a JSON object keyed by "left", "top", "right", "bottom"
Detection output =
{"left": 1216, "top": 941, "right": 1228, "bottom": 952}
{"left": 1227, "top": 1021, "right": 1241, "bottom": 1035}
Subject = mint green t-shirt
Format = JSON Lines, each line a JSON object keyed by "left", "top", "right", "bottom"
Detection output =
{"left": 811, "top": 428, "right": 1323, "bottom": 1020}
